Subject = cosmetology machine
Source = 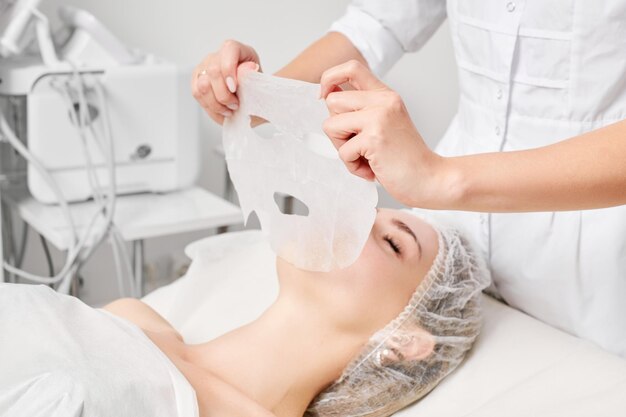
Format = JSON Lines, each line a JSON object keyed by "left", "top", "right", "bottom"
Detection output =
{"left": 0, "top": 0, "right": 199, "bottom": 291}
{"left": 0, "top": 0, "right": 198, "bottom": 203}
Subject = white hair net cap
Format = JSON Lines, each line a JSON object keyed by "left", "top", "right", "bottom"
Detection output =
{"left": 306, "top": 226, "right": 491, "bottom": 416}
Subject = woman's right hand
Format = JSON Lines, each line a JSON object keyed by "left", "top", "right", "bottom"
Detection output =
{"left": 192, "top": 40, "right": 261, "bottom": 124}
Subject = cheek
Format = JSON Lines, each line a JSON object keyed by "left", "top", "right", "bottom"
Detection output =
{"left": 348, "top": 238, "right": 398, "bottom": 291}
{"left": 357, "top": 237, "right": 387, "bottom": 265}
{"left": 343, "top": 239, "right": 417, "bottom": 331}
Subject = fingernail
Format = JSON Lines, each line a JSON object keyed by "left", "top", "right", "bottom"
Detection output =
{"left": 225, "top": 77, "right": 236, "bottom": 93}
{"left": 253, "top": 63, "right": 260, "bottom": 72}
{"left": 221, "top": 110, "right": 233, "bottom": 117}
{"left": 226, "top": 103, "right": 238, "bottom": 110}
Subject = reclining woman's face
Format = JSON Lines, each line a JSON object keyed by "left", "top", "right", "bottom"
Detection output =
{"left": 277, "top": 208, "right": 439, "bottom": 336}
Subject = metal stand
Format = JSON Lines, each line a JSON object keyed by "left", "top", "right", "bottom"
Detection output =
{"left": 132, "top": 239, "right": 144, "bottom": 297}
{"left": 70, "top": 270, "right": 81, "bottom": 297}
{"left": 0, "top": 185, "right": 4, "bottom": 283}
{"left": 0, "top": 196, "right": 18, "bottom": 284}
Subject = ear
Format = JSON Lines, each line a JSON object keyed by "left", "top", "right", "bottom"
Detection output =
{"left": 387, "top": 327, "right": 435, "bottom": 362}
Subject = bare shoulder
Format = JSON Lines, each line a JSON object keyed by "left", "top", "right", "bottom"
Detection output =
{"left": 103, "top": 298, "right": 183, "bottom": 341}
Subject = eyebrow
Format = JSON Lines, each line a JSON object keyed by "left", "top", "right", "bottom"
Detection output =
{"left": 392, "top": 219, "right": 422, "bottom": 260}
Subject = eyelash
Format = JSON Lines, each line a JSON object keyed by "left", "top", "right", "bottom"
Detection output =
{"left": 384, "top": 235, "right": 402, "bottom": 255}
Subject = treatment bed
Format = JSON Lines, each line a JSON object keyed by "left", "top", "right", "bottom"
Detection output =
{"left": 142, "top": 230, "right": 626, "bottom": 416}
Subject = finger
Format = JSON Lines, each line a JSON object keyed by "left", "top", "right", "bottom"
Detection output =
{"left": 191, "top": 64, "right": 215, "bottom": 108}
{"left": 353, "top": 156, "right": 376, "bottom": 181}
{"left": 337, "top": 134, "right": 376, "bottom": 181}
{"left": 206, "top": 109, "right": 226, "bottom": 126}
{"left": 196, "top": 71, "right": 211, "bottom": 95}
{"left": 192, "top": 54, "right": 215, "bottom": 95}
{"left": 201, "top": 89, "right": 233, "bottom": 119}
{"left": 191, "top": 67, "right": 207, "bottom": 101}
{"left": 210, "top": 76, "right": 239, "bottom": 111}
{"left": 220, "top": 40, "right": 260, "bottom": 93}
{"left": 322, "top": 111, "right": 367, "bottom": 149}
{"left": 320, "top": 59, "right": 387, "bottom": 98}
{"left": 235, "top": 61, "right": 261, "bottom": 86}
{"left": 325, "top": 90, "right": 388, "bottom": 114}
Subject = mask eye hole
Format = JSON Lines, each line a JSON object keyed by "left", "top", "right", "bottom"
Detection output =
{"left": 249, "top": 115, "right": 278, "bottom": 140}
{"left": 274, "top": 192, "right": 309, "bottom": 216}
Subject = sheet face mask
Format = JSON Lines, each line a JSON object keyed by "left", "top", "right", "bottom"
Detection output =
{"left": 222, "top": 71, "right": 378, "bottom": 271}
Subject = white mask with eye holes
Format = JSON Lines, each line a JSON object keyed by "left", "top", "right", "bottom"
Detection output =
{"left": 222, "top": 70, "right": 378, "bottom": 272}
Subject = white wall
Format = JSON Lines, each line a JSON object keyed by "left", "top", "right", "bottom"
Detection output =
{"left": 22, "top": 0, "right": 458, "bottom": 305}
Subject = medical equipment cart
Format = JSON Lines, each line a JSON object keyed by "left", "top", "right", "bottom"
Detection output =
{"left": 1, "top": 186, "right": 242, "bottom": 297}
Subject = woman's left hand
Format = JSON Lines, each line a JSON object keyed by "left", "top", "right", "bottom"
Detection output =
{"left": 320, "top": 60, "right": 455, "bottom": 208}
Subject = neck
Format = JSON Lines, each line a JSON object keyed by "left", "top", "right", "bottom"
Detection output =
{"left": 188, "top": 265, "right": 371, "bottom": 416}
{"left": 255, "top": 282, "right": 368, "bottom": 402}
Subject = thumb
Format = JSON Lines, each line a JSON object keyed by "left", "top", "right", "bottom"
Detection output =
{"left": 235, "top": 62, "right": 260, "bottom": 86}
{"left": 238, "top": 61, "right": 260, "bottom": 73}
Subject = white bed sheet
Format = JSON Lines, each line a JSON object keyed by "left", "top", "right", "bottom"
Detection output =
{"left": 143, "top": 230, "right": 626, "bottom": 416}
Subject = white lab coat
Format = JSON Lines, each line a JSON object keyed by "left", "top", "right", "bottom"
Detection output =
{"left": 331, "top": 0, "right": 626, "bottom": 357}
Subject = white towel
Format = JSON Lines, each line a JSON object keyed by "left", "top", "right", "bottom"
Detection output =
{"left": 0, "top": 284, "right": 198, "bottom": 417}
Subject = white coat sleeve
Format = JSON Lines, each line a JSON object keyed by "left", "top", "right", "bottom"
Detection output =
{"left": 329, "top": 0, "right": 447, "bottom": 76}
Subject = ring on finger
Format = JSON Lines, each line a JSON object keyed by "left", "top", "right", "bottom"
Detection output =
{"left": 197, "top": 69, "right": 208, "bottom": 78}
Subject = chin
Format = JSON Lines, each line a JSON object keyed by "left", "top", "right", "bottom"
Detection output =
{"left": 275, "top": 256, "right": 291, "bottom": 276}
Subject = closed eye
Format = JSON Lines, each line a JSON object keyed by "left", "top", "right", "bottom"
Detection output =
{"left": 384, "top": 235, "right": 402, "bottom": 256}
{"left": 392, "top": 218, "right": 421, "bottom": 260}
